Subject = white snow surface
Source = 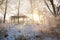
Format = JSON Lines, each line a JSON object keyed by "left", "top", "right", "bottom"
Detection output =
{"left": 0, "top": 23, "right": 59, "bottom": 40}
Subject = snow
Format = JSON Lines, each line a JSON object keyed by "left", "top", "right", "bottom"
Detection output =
{"left": 0, "top": 24, "right": 59, "bottom": 40}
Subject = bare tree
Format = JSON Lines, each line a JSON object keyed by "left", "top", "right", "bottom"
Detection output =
{"left": 43, "top": 0, "right": 60, "bottom": 17}
{"left": 17, "top": 0, "right": 20, "bottom": 23}
{"left": 29, "top": 0, "right": 41, "bottom": 23}
{"left": 29, "top": 0, "right": 34, "bottom": 23}
{"left": 3, "top": 0, "right": 8, "bottom": 23}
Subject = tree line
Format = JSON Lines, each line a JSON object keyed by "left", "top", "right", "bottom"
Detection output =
{"left": 0, "top": 0, "right": 60, "bottom": 23}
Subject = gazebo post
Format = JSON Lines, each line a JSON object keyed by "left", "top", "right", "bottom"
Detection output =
{"left": 14, "top": 17, "right": 15, "bottom": 23}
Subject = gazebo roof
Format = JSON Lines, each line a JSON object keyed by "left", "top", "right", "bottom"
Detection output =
{"left": 11, "top": 14, "right": 28, "bottom": 19}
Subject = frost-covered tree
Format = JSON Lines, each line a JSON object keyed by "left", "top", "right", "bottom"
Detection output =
{"left": 44, "top": 0, "right": 60, "bottom": 17}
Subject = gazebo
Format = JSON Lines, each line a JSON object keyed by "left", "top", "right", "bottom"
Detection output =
{"left": 11, "top": 14, "right": 28, "bottom": 23}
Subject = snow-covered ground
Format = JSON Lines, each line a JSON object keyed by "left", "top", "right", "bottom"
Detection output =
{"left": 0, "top": 23, "right": 60, "bottom": 40}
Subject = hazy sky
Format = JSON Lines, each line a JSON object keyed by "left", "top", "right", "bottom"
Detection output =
{"left": 0, "top": 0, "right": 59, "bottom": 20}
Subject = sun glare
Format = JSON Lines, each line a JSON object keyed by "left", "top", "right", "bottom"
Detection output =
{"left": 33, "top": 13, "right": 39, "bottom": 22}
{"left": 33, "top": 9, "right": 40, "bottom": 22}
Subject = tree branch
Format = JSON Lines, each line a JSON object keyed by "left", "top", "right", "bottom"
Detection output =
{"left": 43, "top": 0, "right": 54, "bottom": 15}
{"left": 50, "top": 0, "right": 57, "bottom": 17}
{"left": 0, "top": 0, "right": 4, "bottom": 5}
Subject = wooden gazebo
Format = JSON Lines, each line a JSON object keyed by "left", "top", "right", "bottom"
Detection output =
{"left": 11, "top": 15, "right": 28, "bottom": 23}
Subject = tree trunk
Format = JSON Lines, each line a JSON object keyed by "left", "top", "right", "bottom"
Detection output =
{"left": 3, "top": 0, "right": 8, "bottom": 23}
{"left": 18, "top": 0, "right": 20, "bottom": 24}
